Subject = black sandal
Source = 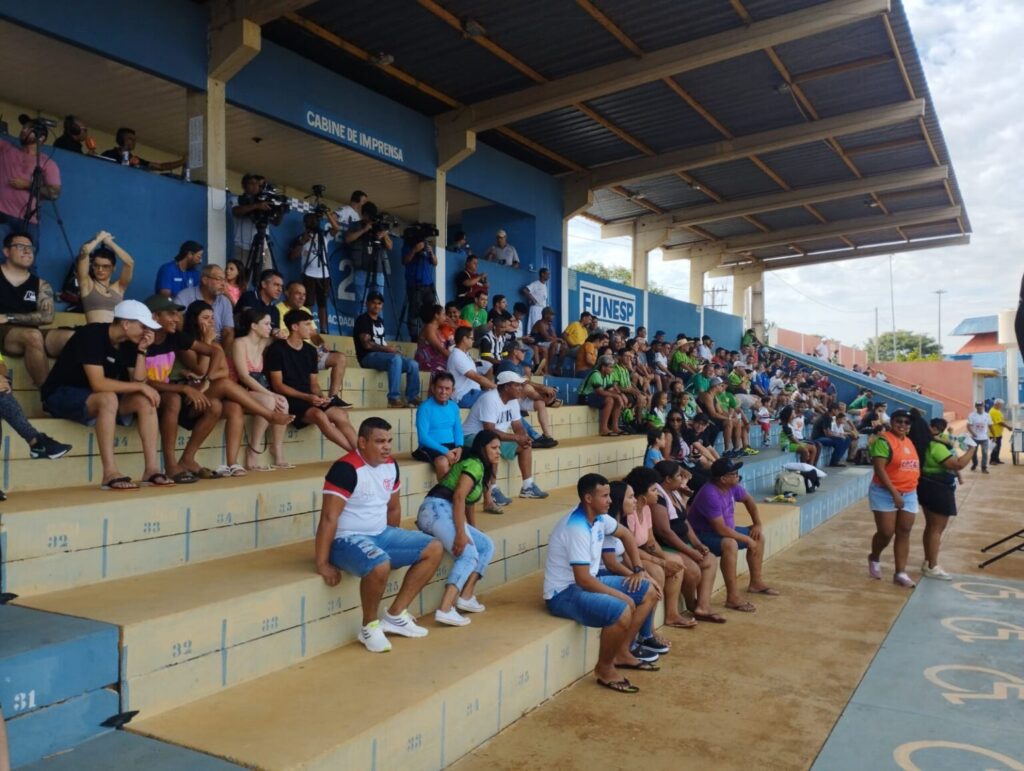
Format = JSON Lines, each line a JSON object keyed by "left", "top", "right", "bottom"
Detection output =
{"left": 618, "top": 661, "right": 660, "bottom": 672}
{"left": 597, "top": 678, "right": 639, "bottom": 693}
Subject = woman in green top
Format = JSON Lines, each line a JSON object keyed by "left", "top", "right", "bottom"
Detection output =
{"left": 913, "top": 417, "right": 976, "bottom": 580}
{"left": 416, "top": 430, "right": 501, "bottom": 626}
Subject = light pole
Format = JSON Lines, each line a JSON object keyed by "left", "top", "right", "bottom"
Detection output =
{"left": 933, "top": 289, "right": 947, "bottom": 355}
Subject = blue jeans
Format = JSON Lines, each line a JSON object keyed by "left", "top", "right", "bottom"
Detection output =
{"left": 521, "top": 417, "right": 540, "bottom": 441}
{"left": 360, "top": 351, "right": 420, "bottom": 402}
{"left": 416, "top": 496, "right": 495, "bottom": 591}
{"left": 329, "top": 526, "right": 436, "bottom": 578}
{"left": 458, "top": 389, "right": 482, "bottom": 409}
{"left": 816, "top": 436, "right": 850, "bottom": 466}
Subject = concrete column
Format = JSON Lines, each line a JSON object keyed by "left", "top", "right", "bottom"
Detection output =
{"left": 186, "top": 82, "right": 228, "bottom": 267}
{"left": 688, "top": 254, "right": 721, "bottom": 306}
{"left": 418, "top": 176, "right": 447, "bottom": 304}
{"left": 751, "top": 277, "right": 765, "bottom": 341}
{"left": 562, "top": 183, "right": 594, "bottom": 328}
{"left": 998, "top": 308, "right": 1019, "bottom": 408}
{"left": 731, "top": 268, "right": 764, "bottom": 330}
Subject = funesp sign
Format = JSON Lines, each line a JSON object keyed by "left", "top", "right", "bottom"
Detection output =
{"left": 579, "top": 279, "right": 636, "bottom": 332}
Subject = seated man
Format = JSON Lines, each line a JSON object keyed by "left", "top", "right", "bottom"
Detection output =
{"left": 354, "top": 292, "right": 421, "bottom": 408}
{"left": 460, "top": 290, "right": 491, "bottom": 344}
{"left": 811, "top": 405, "right": 851, "bottom": 468}
{"left": 530, "top": 306, "right": 566, "bottom": 375}
{"left": 276, "top": 281, "right": 350, "bottom": 408}
{"left": 238, "top": 269, "right": 286, "bottom": 332}
{"left": 560, "top": 311, "right": 593, "bottom": 374}
{"left": 462, "top": 371, "right": 548, "bottom": 503}
{"left": 314, "top": 417, "right": 443, "bottom": 653}
{"left": 578, "top": 355, "right": 624, "bottom": 437}
{"left": 576, "top": 332, "right": 604, "bottom": 373}
{"left": 447, "top": 326, "right": 494, "bottom": 409}
{"left": 155, "top": 240, "right": 202, "bottom": 297}
{"left": 173, "top": 264, "right": 235, "bottom": 352}
{"left": 494, "top": 341, "right": 559, "bottom": 448}
{"left": 0, "top": 232, "right": 63, "bottom": 386}
{"left": 266, "top": 310, "right": 357, "bottom": 450}
{"left": 544, "top": 473, "right": 659, "bottom": 693}
{"left": 413, "top": 372, "right": 464, "bottom": 481}
{"left": 686, "top": 458, "right": 778, "bottom": 612}
{"left": 41, "top": 300, "right": 166, "bottom": 490}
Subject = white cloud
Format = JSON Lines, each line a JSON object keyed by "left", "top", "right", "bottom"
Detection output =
{"left": 569, "top": 0, "right": 1023, "bottom": 353}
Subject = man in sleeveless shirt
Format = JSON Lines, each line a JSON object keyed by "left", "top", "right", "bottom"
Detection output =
{"left": 0, "top": 231, "right": 60, "bottom": 386}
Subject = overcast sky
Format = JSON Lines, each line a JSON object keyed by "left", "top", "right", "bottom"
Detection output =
{"left": 568, "top": 0, "right": 1022, "bottom": 353}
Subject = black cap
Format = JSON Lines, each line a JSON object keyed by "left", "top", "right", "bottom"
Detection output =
{"left": 890, "top": 409, "right": 913, "bottom": 422}
{"left": 17, "top": 114, "right": 31, "bottom": 126}
{"left": 366, "top": 291, "right": 384, "bottom": 303}
{"left": 710, "top": 457, "right": 743, "bottom": 478}
{"left": 144, "top": 294, "right": 185, "bottom": 313}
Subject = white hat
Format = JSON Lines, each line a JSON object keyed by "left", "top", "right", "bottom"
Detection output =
{"left": 114, "top": 299, "right": 161, "bottom": 330}
{"left": 994, "top": 398, "right": 1004, "bottom": 404}
{"left": 495, "top": 371, "right": 525, "bottom": 386}
{"left": 496, "top": 229, "right": 507, "bottom": 238}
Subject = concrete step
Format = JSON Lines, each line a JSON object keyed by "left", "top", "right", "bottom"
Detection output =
{"left": 17, "top": 730, "right": 243, "bottom": 770}
{"left": 127, "top": 571, "right": 601, "bottom": 771}
{"left": 1, "top": 436, "right": 644, "bottom": 595}
{"left": 5, "top": 689, "right": 119, "bottom": 769}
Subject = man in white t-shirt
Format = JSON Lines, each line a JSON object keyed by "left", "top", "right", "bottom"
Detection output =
{"left": 315, "top": 417, "right": 443, "bottom": 653}
{"left": 966, "top": 401, "right": 993, "bottom": 473}
{"left": 522, "top": 267, "right": 549, "bottom": 332}
{"left": 447, "top": 326, "right": 494, "bottom": 408}
{"left": 544, "top": 473, "right": 658, "bottom": 694}
{"left": 462, "top": 371, "right": 547, "bottom": 502}
{"left": 814, "top": 340, "right": 829, "bottom": 360}
{"left": 334, "top": 189, "right": 366, "bottom": 235}
{"left": 483, "top": 229, "right": 519, "bottom": 267}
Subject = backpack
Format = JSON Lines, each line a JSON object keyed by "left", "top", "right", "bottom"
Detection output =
{"left": 800, "top": 469, "right": 821, "bottom": 493}
{"left": 774, "top": 470, "right": 804, "bottom": 496}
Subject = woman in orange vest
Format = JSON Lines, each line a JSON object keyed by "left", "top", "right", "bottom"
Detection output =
{"left": 866, "top": 409, "right": 921, "bottom": 587}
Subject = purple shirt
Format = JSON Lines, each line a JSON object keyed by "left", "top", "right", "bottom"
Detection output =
{"left": 687, "top": 483, "right": 747, "bottom": 533}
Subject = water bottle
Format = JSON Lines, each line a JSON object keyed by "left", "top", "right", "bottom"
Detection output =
{"left": 119, "top": 149, "right": 130, "bottom": 166}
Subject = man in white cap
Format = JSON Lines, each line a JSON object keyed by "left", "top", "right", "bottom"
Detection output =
{"left": 483, "top": 229, "right": 519, "bottom": 268}
{"left": 40, "top": 299, "right": 166, "bottom": 490}
{"left": 463, "top": 370, "right": 548, "bottom": 504}
{"left": 988, "top": 398, "right": 1010, "bottom": 465}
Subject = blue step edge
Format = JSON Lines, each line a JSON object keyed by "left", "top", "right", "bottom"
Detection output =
{"left": 6, "top": 689, "right": 117, "bottom": 768}
{"left": 16, "top": 730, "right": 244, "bottom": 770}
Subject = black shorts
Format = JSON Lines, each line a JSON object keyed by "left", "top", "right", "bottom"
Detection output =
{"left": 412, "top": 443, "right": 457, "bottom": 462}
{"left": 285, "top": 396, "right": 327, "bottom": 428}
{"left": 302, "top": 276, "right": 331, "bottom": 308}
{"left": 917, "top": 476, "right": 957, "bottom": 516}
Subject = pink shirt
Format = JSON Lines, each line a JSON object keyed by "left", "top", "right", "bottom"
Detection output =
{"left": 0, "top": 142, "right": 61, "bottom": 223}
{"left": 626, "top": 504, "right": 654, "bottom": 547}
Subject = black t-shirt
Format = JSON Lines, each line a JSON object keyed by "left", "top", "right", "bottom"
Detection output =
{"left": 41, "top": 323, "right": 135, "bottom": 400}
{"left": 264, "top": 340, "right": 317, "bottom": 394}
{"left": 353, "top": 313, "right": 386, "bottom": 363}
{"left": 54, "top": 134, "right": 83, "bottom": 153}
{"left": 488, "top": 309, "right": 511, "bottom": 324}
{"left": 238, "top": 290, "right": 281, "bottom": 328}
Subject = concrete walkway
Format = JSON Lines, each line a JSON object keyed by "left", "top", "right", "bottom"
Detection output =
{"left": 455, "top": 464, "right": 1024, "bottom": 771}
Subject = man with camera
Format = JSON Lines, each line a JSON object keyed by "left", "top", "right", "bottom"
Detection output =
{"left": 231, "top": 173, "right": 285, "bottom": 269}
{"left": 402, "top": 224, "right": 438, "bottom": 340}
{"left": 345, "top": 202, "right": 392, "bottom": 311}
{"left": 0, "top": 115, "right": 61, "bottom": 238}
{"left": 289, "top": 206, "right": 340, "bottom": 331}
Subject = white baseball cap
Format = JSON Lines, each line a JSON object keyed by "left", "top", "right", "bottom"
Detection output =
{"left": 496, "top": 229, "right": 507, "bottom": 238}
{"left": 114, "top": 299, "right": 161, "bottom": 330}
{"left": 495, "top": 371, "right": 525, "bottom": 385}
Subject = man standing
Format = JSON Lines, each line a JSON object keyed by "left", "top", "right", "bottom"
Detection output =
{"left": 483, "top": 229, "right": 519, "bottom": 267}
{"left": 402, "top": 228, "right": 438, "bottom": 340}
{"left": 966, "top": 400, "right": 993, "bottom": 473}
{"left": 344, "top": 201, "right": 391, "bottom": 309}
{"left": 155, "top": 241, "right": 203, "bottom": 298}
{"left": 0, "top": 232, "right": 57, "bottom": 386}
{"left": 543, "top": 473, "right": 659, "bottom": 693}
{"left": 231, "top": 173, "right": 283, "bottom": 267}
{"left": 289, "top": 210, "right": 341, "bottom": 332}
{"left": 988, "top": 398, "right": 1010, "bottom": 465}
{"left": 315, "top": 417, "right": 443, "bottom": 653}
{"left": 0, "top": 116, "right": 61, "bottom": 238}
{"left": 275, "top": 281, "right": 350, "bottom": 408}
{"left": 522, "top": 267, "right": 550, "bottom": 333}
{"left": 447, "top": 327, "right": 494, "bottom": 409}
{"left": 814, "top": 339, "right": 829, "bottom": 361}
{"left": 238, "top": 269, "right": 286, "bottom": 331}
{"left": 412, "top": 372, "right": 464, "bottom": 481}
{"left": 174, "top": 264, "right": 235, "bottom": 352}
{"left": 354, "top": 292, "right": 420, "bottom": 408}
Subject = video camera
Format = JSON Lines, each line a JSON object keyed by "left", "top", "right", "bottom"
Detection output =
{"left": 17, "top": 114, "right": 57, "bottom": 142}
{"left": 252, "top": 181, "right": 290, "bottom": 224}
{"left": 360, "top": 202, "right": 399, "bottom": 238}
{"left": 402, "top": 222, "right": 439, "bottom": 245}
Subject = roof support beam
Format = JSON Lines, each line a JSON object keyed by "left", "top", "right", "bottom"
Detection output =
{"left": 615, "top": 165, "right": 948, "bottom": 229}
{"left": 573, "top": 99, "right": 924, "bottom": 190}
{"left": 438, "top": 0, "right": 890, "bottom": 133}
{"left": 709, "top": 234, "right": 970, "bottom": 276}
{"left": 210, "top": 0, "right": 316, "bottom": 28}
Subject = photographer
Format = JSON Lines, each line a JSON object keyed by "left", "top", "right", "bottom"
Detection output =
{"left": 289, "top": 208, "right": 340, "bottom": 331}
{"left": 402, "top": 225, "right": 438, "bottom": 340}
{"left": 231, "top": 173, "right": 284, "bottom": 266}
{"left": 0, "top": 115, "right": 61, "bottom": 236}
{"left": 53, "top": 115, "right": 97, "bottom": 156}
{"left": 344, "top": 201, "right": 392, "bottom": 310}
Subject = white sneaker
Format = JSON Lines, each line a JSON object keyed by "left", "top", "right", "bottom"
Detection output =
{"left": 359, "top": 620, "right": 392, "bottom": 653}
{"left": 381, "top": 610, "right": 429, "bottom": 638}
{"left": 921, "top": 562, "right": 952, "bottom": 581}
{"left": 893, "top": 572, "right": 917, "bottom": 588}
{"left": 456, "top": 595, "right": 486, "bottom": 613}
{"left": 435, "top": 607, "right": 470, "bottom": 627}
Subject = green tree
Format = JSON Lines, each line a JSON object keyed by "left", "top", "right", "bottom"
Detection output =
{"left": 572, "top": 260, "right": 664, "bottom": 295}
{"left": 864, "top": 330, "right": 941, "bottom": 361}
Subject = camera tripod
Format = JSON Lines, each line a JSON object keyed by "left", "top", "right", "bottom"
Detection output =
{"left": 301, "top": 221, "right": 345, "bottom": 334}
{"left": 357, "top": 239, "right": 408, "bottom": 340}
{"left": 21, "top": 140, "right": 76, "bottom": 305}
{"left": 245, "top": 220, "right": 277, "bottom": 287}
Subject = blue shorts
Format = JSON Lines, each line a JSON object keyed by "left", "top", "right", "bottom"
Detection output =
{"left": 465, "top": 432, "right": 519, "bottom": 461}
{"left": 546, "top": 575, "right": 650, "bottom": 628}
{"left": 329, "top": 527, "right": 436, "bottom": 578}
{"left": 584, "top": 393, "right": 606, "bottom": 409}
{"left": 43, "top": 386, "right": 134, "bottom": 427}
{"left": 698, "top": 525, "right": 751, "bottom": 557}
{"left": 868, "top": 483, "right": 919, "bottom": 514}
{"left": 458, "top": 390, "right": 483, "bottom": 409}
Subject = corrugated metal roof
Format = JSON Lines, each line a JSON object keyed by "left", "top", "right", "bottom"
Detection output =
{"left": 799, "top": 61, "right": 910, "bottom": 118}
{"left": 756, "top": 140, "right": 857, "bottom": 187}
{"left": 700, "top": 218, "right": 765, "bottom": 239}
{"left": 811, "top": 194, "right": 880, "bottom": 222}
{"left": 881, "top": 187, "right": 952, "bottom": 213}
{"left": 595, "top": 0, "right": 745, "bottom": 52}
{"left": 851, "top": 143, "right": 937, "bottom": 175}
{"left": 510, "top": 107, "right": 640, "bottom": 168}
{"left": 629, "top": 174, "right": 710, "bottom": 212}
{"left": 686, "top": 159, "right": 781, "bottom": 199}
{"left": 951, "top": 316, "right": 998, "bottom": 336}
{"left": 845, "top": 227, "right": 905, "bottom": 247}
{"left": 587, "top": 188, "right": 651, "bottom": 221}
{"left": 898, "top": 221, "right": 962, "bottom": 239}
{"left": 752, "top": 206, "right": 824, "bottom": 231}
{"left": 773, "top": 17, "right": 890, "bottom": 73}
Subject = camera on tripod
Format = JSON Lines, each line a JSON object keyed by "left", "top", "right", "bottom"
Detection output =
{"left": 252, "top": 181, "right": 289, "bottom": 223}
{"left": 18, "top": 114, "right": 57, "bottom": 142}
{"left": 402, "top": 222, "right": 440, "bottom": 245}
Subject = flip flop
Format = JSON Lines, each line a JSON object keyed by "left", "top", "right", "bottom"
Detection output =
{"left": 145, "top": 473, "right": 176, "bottom": 487}
{"left": 748, "top": 587, "right": 781, "bottom": 596}
{"left": 100, "top": 476, "right": 138, "bottom": 491}
{"left": 725, "top": 601, "right": 756, "bottom": 613}
{"left": 483, "top": 504, "right": 505, "bottom": 515}
{"left": 692, "top": 612, "right": 727, "bottom": 624}
{"left": 193, "top": 467, "right": 221, "bottom": 480}
{"left": 597, "top": 678, "right": 639, "bottom": 694}
{"left": 227, "top": 464, "right": 248, "bottom": 477}
{"left": 618, "top": 661, "right": 660, "bottom": 672}
{"left": 549, "top": 398, "right": 563, "bottom": 408}
{"left": 213, "top": 465, "right": 232, "bottom": 478}
{"left": 170, "top": 471, "right": 198, "bottom": 484}
{"left": 664, "top": 619, "right": 699, "bottom": 629}
{"left": 273, "top": 462, "right": 296, "bottom": 470}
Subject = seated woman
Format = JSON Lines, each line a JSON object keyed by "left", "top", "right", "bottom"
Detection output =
{"left": 232, "top": 308, "right": 292, "bottom": 471}
{"left": 415, "top": 430, "right": 499, "bottom": 627}
{"left": 178, "top": 301, "right": 293, "bottom": 476}
{"left": 779, "top": 404, "right": 820, "bottom": 465}
{"left": 224, "top": 259, "right": 246, "bottom": 306}
{"left": 623, "top": 466, "right": 695, "bottom": 630}
{"left": 414, "top": 304, "right": 450, "bottom": 374}
{"left": 647, "top": 460, "right": 725, "bottom": 624}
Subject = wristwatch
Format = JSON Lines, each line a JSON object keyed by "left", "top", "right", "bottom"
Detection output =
{"left": 632, "top": 565, "right": 644, "bottom": 574}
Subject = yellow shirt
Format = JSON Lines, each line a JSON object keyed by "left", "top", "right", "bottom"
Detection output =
{"left": 563, "top": 321, "right": 588, "bottom": 347}
{"left": 276, "top": 303, "right": 317, "bottom": 331}
{"left": 989, "top": 407, "right": 1004, "bottom": 438}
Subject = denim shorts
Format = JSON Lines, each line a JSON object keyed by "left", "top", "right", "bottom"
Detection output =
{"left": 868, "top": 483, "right": 919, "bottom": 514}
{"left": 329, "top": 527, "right": 436, "bottom": 577}
{"left": 43, "top": 386, "right": 134, "bottom": 427}
{"left": 546, "top": 575, "right": 650, "bottom": 628}
{"left": 698, "top": 525, "right": 751, "bottom": 557}
{"left": 465, "top": 433, "right": 518, "bottom": 461}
